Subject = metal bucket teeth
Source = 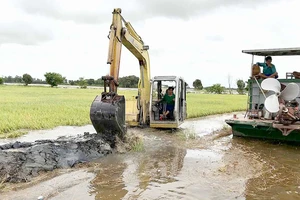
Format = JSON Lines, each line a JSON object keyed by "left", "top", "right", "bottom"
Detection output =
{"left": 90, "top": 94, "right": 126, "bottom": 137}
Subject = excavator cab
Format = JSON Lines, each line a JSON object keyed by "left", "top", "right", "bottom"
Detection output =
{"left": 149, "top": 76, "right": 187, "bottom": 129}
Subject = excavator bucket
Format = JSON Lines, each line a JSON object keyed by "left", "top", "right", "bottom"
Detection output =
{"left": 90, "top": 93, "right": 126, "bottom": 138}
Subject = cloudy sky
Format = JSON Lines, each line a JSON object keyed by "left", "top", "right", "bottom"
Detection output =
{"left": 1, "top": 0, "right": 300, "bottom": 87}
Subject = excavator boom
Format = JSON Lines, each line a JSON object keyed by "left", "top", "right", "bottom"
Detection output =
{"left": 90, "top": 8, "right": 151, "bottom": 138}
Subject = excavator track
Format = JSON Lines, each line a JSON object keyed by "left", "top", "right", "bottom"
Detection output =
{"left": 90, "top": 92, "right": 126, "bottom": 138}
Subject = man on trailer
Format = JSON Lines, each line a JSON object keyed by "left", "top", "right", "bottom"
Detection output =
{"left": 293, "top": 71, "right": 300, "bottom": 79}
{"left": 256, "top": 56, "right": 278, "bottom": 79}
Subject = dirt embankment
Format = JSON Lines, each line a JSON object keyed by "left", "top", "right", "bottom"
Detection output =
{"left": 0, "top": 132, "right": 114, "bottom": 183}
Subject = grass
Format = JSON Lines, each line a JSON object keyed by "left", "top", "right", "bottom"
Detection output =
{"left": 128, "top": 135, "right": 144, "bottom": 152}
{"left": 176, "top": 125, "right": 198, "bottom": 141}
{"left": 0, "top": 85, "right": 247, "bottom": 137}
{"left": 115, "top": 131, "right": 144, "bottom": 153}
{"left": 186, "top": 93, "right": 247, "bottom": 118}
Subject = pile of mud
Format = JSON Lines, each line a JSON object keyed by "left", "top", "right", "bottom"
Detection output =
{"left": 0, "top": 132, "right": 113, "bottom": 183}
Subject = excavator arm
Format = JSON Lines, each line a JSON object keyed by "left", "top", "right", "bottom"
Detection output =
{"left": 90, "top": 8, "right": 151, "bottom": 138}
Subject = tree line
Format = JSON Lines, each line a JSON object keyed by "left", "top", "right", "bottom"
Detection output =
{"left": 192, "top": 78, "right": 248, "bottom": 95}
{"left": 0, "top": 73, "right": 139, "bottom": 88}
{"left": 0, "top": 73, "right": 248, "bottom": 94}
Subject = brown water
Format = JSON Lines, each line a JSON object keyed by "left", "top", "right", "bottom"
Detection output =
{"left": 2, "top": 113, "right": 300, "bottom": 200}
{"left": 0, "top": 125, "right": 96, "bottom": 145}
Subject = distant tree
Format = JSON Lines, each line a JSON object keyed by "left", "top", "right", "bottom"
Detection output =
{"left": 63, "top": 77, "right": 68, "bottom": 84}
{"left": 193, "top": 79, "right": 203, "bottom": 90}
{"left": 3, "top": 75, "right": 22, "bottom": 83}
{"left": 95, "top": 78, "right": 104, "bottom": 86}
{"left": 69, "top": 80, "right": 75, "bottom": 85}
{"left": 77, "top": 77, "right": 87, "bottom": 88}
{"left": 44, "top": 72, "right": 64, "bottom": 87}
{"left": 119, "top": 75, "right": 139, "bottom": 88}
{"left": 33, "top": 78, "right": 46, "bottom": 84}
{"left": 4, "top": 76, "right": 13, "bottom": 83}
{"left": 22, "top": 73, "right": 33, "bottom": 86}
{"left": 206, "top": 84, "right": 225, "bottom": 94}
{"left": 0, "top": 77, "right": 3, "bottom": 84}
{"left": 14, "top": 75, "right": 23, "bottom": 83}
{"left": 87, "top": 78, "right": 95, "bottom": 86}
{"left": 236, "top": 79, "right": 246, "bottom": 95}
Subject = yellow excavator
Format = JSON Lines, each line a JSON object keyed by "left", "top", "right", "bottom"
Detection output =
{"left": 90, "top": 8, "right": 187, "bottom": 137}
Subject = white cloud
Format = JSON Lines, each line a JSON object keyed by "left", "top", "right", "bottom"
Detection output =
{"left": 0, "top": 21, "right": 53, "bottom": 45}
{"left": 13, "top": 0, "right": 279, "bottom": 22}
{"left": 1, "top": 0, "right": 300, "bottom": 88}
{"left": 134, "top": 0, "right": 276, "bottom": 20}
{"left": 13, "top": 0, "right": 108, "bottom": 24}
{"left": 0, "top": 1, "right": 53, "bottom": 45}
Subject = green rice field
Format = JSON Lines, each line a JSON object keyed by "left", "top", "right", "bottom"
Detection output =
{"left": 0, "top": 85, "right": 247, "bottom": 137}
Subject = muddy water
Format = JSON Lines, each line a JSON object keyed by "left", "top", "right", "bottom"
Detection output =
{"left": 2, "top": 113, "right": 300, "bottom": 200}
{"left": 0, "top": 125, "right": 96, "bottom": 145}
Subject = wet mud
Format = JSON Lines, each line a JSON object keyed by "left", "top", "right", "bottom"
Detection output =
{"left": 0, "top": 132, "right": 112, "bottom": 183}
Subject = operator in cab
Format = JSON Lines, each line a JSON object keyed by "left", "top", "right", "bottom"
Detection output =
{"left": 160, "top": 87, "right": 175, "bottom": 120}
{"left": 256, "top": 56, "right": 278, "bottom": 79}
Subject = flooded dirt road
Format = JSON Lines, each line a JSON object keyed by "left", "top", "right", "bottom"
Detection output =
{"left": 2, "top": 113, "right": 300, "bottom": 200}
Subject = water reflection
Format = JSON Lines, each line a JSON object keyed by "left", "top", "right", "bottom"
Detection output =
{"left": 230, "top": 138, "right": 300, "bottom": 200}
{"left": 89, "top": 146, "right": 187, "bottom": 200}
{"left": 89, "top": 159, "right": 128, "bottom": 199}
{"left": 136, "top": 146, "right": 186, "bottom": 185}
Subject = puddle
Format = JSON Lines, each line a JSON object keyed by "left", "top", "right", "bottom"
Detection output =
{"left": 181, "top": 112, "right": 244, "bottom": 137}
{"left": 0, "top": 125, "right": 95, "bottom": 145}
{"left": 185, "top": 149, "right": 222, "bottom": 160}
{"left": 1, "top": 169, "right": 96, "bottom": 200}
{"left": 87, "top": 138, "right": 249, "bottom": 200}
